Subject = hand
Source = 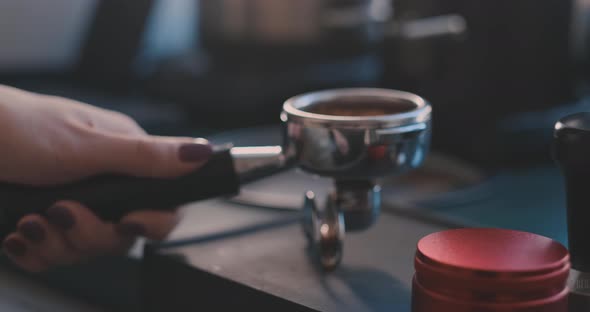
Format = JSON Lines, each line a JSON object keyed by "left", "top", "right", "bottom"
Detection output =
{"left": 0, "top": 85, "right": 212, "bottom": 272}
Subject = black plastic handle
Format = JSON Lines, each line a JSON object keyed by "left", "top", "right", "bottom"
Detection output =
{"left": 0, "top": 149, "right": 240, "bottom": 242}
{"left": 554, "top": 112, "right": 590, "bottom": 272}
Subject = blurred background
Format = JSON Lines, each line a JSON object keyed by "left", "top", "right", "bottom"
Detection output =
{"left": 0, "top": 0, "right": 582, "bottom": 170}
{"left": 0, "top": 0, "right": 587, "bottom": 310}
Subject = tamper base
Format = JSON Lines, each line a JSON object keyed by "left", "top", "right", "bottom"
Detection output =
{"left": 412, "top": 228, "right": 570, "bottom": 312}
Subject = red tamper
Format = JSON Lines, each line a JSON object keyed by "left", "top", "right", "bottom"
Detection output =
{"left": 412, "top": 228, "right": 570, "bottom": 312}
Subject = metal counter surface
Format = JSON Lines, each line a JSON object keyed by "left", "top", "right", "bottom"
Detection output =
{"left": 144, "top": 200, "right": 453, "bottom": 312}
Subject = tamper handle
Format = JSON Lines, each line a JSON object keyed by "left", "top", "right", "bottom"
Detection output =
{"left": 554, "top": 112, "right": 590, "bottom": 271}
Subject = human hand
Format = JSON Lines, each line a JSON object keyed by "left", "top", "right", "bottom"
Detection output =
{"left": 0, "top": 85, "right": 212, "bottom": 271}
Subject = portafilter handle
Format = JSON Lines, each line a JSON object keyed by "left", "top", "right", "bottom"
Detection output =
{"left": 0, "top": 145, "right": 288, "bottom": 242}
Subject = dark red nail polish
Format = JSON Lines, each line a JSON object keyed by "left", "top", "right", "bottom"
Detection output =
{"left": 46, "top": 205, "right": 75, "bottom": 230}
{"left": 179, "top": 142, "right": 212, "bottom": 163}
{"left": 19, "top": 221, "right": 45, "bottom": 243}
{"left": 116, "top": 222, "right": 146, "bottom": 237}
{"left": 4, "top": 238, "right": 26, "bottom": 257}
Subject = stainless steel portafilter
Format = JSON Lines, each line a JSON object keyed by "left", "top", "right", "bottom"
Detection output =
{"left": 0, "top": 88, "right": 432, "bottom": 270}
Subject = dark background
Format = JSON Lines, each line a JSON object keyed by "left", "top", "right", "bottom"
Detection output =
{"left": 0, "top": 0, "right": 579, "bottom": 171}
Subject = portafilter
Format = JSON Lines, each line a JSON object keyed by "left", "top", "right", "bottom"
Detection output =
{"left": 0, "top": 88, "right": 432, "bottom": 270}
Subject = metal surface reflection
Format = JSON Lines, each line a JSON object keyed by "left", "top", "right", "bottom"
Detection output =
{"left": 228, "top": 88, "right": 431, "bottom": 270}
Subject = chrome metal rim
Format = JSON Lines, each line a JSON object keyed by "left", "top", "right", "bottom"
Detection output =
{"left": 282, "top": 88, "right": 432, "bottom": 129}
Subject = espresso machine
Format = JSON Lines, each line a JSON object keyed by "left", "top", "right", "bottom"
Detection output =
{"left": 554, "top": 112, "right": 590, "bottom": 310}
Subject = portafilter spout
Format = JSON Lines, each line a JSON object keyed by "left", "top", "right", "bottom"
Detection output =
{"left": 283, "top": 88, "right": 431, "bottom": 270}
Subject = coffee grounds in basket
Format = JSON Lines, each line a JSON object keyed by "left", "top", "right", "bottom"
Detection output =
{"left": 306, "top": 98, "right": 414, "bottom": 116}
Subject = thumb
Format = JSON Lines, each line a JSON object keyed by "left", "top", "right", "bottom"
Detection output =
{"left": 97, "top": 135, "right": 213, "bottom": 178}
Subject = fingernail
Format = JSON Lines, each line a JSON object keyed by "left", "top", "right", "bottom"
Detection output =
{"left": 4, "top": 238, "right": 26, "bottom": 257}
{"left": 46, "top": 205, "right": 75, "bottom": 230}
{"left": 19, "top": 221, "right": 45, "bottom": 243}
{"left": 179, "top": 141, "right": 212, "bottom": 163}
{"left": 116, "top": 222, "right": 146, "bottom": 237}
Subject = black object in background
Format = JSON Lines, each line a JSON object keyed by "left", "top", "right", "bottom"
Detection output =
{"left": 553, "top": 112, "right": 590, "bottom": 311}
{"left": 75, "top": 0, "right": 154, "bottom": 91}
{"left": 146, "top": 53, "right": 381, "bottom": 130}
{"left": 383, "top": 0, "right": 575, "bottom": 169}
{"left": 146, "top": 0, "right": 385, "bottom": 130}
{"left": 553, "top": 112, "right": 590, "bottom": 272}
